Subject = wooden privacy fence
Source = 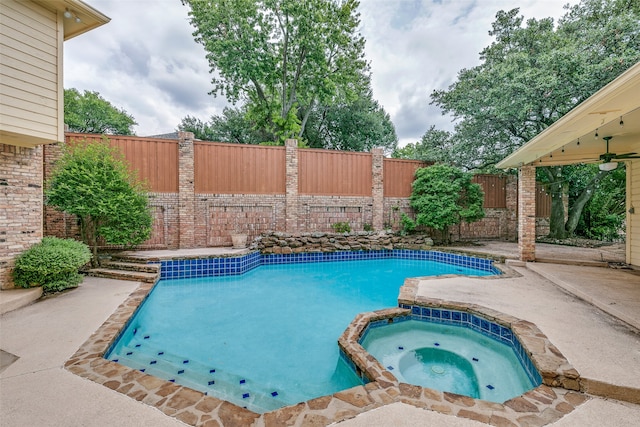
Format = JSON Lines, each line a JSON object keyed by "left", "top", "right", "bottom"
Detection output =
{"left": 62, "top": 133, "right": 551, "bottom": 213}
{"left": 194, "top": 142, "right": 286, "bottom": 194}
{"left": 299, "top": 149, "right": 372, "bottom": 196}
{"left": 65, "top": 133, "right": 178, "bottom": 192}
{"left": 473, "top": 174, "right": 507, "bottom": 208}
{"left": 384, "top": 159, "right": 426, "bottom": 197}
{"left": 49, "top": 133, "right": 552, "bottom": 248}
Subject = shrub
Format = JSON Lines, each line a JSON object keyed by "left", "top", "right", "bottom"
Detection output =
{"left": 331, "top": 222, "right": 351, "bottom": 233}
{"left": 13, "top": 237, "right": 91, "bottom": 293}
{"left": 45, "top": 140, "right": 152, "bottom": 267}
{"left": 363, "top": 223, "right": 373, "bottom": 232}
{"left": 406, "top": 164, "right": 484, "bottom": 243}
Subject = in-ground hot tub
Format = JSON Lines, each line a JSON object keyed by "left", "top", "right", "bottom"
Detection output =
{"left": 360, "top": 318, "right": 540, "bottom": 403}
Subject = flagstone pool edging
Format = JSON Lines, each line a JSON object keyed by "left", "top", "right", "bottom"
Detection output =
{"left": 65, "top": 258, "right": 590, "bottom": 427}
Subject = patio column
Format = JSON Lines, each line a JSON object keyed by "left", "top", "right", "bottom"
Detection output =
{"left": 371, "top": 148, "right": 384, "bottom": 231}
{"left": 285, "top": 139, "right": 298, "bottom": 233}
{"left": 518, "top": 166, "right": 536, "bottom": 261}
{"left": 178, "top": 131, "right": 195, "bottom": 248}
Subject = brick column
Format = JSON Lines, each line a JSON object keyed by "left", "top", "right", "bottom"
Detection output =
{"left": 285, "top": 139, "right": 298, "bottom": 233}
{"left": 178, "top": 132, "right": 195, "bottom": 248}
{"left": 505, "top": 174, "right": 518, "bottom": 240}
{"left": 518, "top": 166, "right": 536, "bottom": 261}
{"left": 0, "top": 144, "right": 43, "bottom": 289}
{"left": 371, "top": 148, "right": 384, "bottom": 231}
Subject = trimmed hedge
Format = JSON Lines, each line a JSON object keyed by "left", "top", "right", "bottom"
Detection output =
{"left": 13, "top": 237, "right": 91, "bottom": 293}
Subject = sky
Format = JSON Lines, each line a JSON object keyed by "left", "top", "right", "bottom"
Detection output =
{"left": 64, "top": 0, "right": 577, "bottom": 147}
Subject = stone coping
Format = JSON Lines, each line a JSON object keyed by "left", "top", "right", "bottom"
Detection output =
{"left": 66, "top": 260, "right": 591, "bottom": 427}
{"left": 336, "top": 299, "right": 588, "bottom": 427}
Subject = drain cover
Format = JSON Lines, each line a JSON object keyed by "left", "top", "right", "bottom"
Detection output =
{"left": 431, "top": 365, "right": 445, "bottom": 374}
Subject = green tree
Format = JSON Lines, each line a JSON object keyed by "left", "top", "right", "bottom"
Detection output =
{"left": 178, "top": 107, "right": 270, "bottom": 144}
{"left": 393, "top": 126, "right": 455, "bottom": 165}
{"left": 428, "top": 0, "right": 639, "bottom": 238}
{"left": 575, "top": 164, "right": 626, "bottom": 241}
{"left": 64, "top": 88, "right": 137, "bottom": 135}
{"left": 182, "top": 0, "right": 368, "bottom": 143}
{"left": 302, "top": 88, "right": 398, "bottom": 154}
{"left": 403, "top": 164, "right": 484, "bottom": 243}
{"left": 46, "top": 140, "right": 152, "bottom": 266}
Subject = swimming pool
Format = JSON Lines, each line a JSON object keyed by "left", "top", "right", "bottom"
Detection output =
{"left": 106, "top": 251, "right": 498, "bottom": 413}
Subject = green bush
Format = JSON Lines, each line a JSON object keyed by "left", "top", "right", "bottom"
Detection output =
{"left": 331, "top": 222, "right": 351, "bottom": 233}
{"left": 13, "top": 237, "right": 91, "bottom": 293}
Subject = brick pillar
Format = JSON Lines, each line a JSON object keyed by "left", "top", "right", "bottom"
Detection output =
{"left": 0, "top": 144, "right": 43, "bottom": 289}
{"left": 178, "top": 132, "right": 195, "bottom": 248}
{"left": 518, "top": 166, "right": 536, "bottom": 261}
{"left": 285, "top": 139, "right": 298, "bottom": 233}
{"left": 505, "top": 174, "right": 518, "bottom": 240}
{"left": 371, "top": 148, "right": 384, "bottom": 231}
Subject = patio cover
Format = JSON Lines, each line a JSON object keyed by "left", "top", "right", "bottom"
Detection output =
{"left": 497, "top": 61, "right": 640, "bottom": 169}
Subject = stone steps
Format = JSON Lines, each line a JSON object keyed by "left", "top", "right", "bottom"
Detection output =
{"left": 87, "top": 268, "right": 158, "bottom": 283}
{"left": 101, "top": 260, "right": 160, "bottom": 274}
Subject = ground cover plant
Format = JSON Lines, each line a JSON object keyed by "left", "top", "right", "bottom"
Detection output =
{"left": 13, "top": 237, "right": 91, "bottom": 293}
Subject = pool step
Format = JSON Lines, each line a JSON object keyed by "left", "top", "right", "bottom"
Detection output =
{"left": 87, "top": 268, "right": 158, "bottom": 283}
{"left": 101, "top": 261, "right": 161, "bottom": 274}
{"left": 109, "top": 342, "right": 289, "bottom": 412}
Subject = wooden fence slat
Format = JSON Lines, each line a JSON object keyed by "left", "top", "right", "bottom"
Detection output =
{"left": 194, "top": 142, "right": 286, "bottom": 194}
{"left": 299, "top": 149, "right": 372, "bottom": 196}
{"left": 64, "top": 133, "right": 179, "bottom": 192}
{"left": 383, "top": 159, "right": 426, "bottom": 197}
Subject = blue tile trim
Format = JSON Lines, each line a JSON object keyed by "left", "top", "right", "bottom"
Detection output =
{"left": 360, "top": 305, "right": 542, "bottom": 388}
{"left": 155, "top": 250, "right": 500, "bottom": 280}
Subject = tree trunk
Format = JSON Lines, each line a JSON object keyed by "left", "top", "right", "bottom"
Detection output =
{"left": 565, "top": 169, "right": 610, "bottom": 235}
{"left": 542, "top": 166, "right": 610, "bottom": 239}
{"left": 542, "top": 167, "right": 568, "bottom": 239}
{"left": 81, "top": 217, "right": 100, "bottom": 268}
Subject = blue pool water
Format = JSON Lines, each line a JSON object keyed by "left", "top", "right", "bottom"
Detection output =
{"left": 360, "top": 320, "right": 537, "bottom": 403}
{"left": 107, "top": 256, "right": 496, "bottom": 412}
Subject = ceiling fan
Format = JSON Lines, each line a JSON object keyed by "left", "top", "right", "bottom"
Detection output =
{"left": 598, "top": 136, "right": 640, "bottom": 171}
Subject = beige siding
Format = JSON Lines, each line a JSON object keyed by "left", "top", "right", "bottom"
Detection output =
{"left": 628, "top": 159, "right": 640, "bottom": 267}
{"left": 0, "top": 0, "right": 61, "bottom": 144}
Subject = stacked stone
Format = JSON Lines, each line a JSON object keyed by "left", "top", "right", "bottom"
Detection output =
{"left": 254, "top": 231, "right": 435, "bottom": 254}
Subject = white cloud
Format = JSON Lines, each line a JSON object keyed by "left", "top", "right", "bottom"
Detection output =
{"left": 64, "top": 0, "right": 575, "bottom": 142}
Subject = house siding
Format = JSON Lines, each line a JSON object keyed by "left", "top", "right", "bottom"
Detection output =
{"left": 0, "top": 0, "right": 62, "bottom": 145}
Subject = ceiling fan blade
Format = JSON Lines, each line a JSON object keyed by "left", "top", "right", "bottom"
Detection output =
{"left": 614, "top": 152, "right": 638, "bottom": 159}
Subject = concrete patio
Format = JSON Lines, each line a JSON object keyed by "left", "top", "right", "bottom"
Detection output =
{"left": 1, "top": 243, "right": 639, "bottom": 426}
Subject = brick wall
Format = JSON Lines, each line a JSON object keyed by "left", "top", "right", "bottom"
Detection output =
{"left": 41, "top": 135, "right": 550, "bottom": 251}
{"left": 1, "top": 144, "right": 43, "bottom": 289}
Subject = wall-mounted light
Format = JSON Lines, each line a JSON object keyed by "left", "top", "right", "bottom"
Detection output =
{"left": 577, "top": 138, "right": 580, "bottom": 146}
{"left": 63, "top": 8, "right": 81, "bottom": 23}
{"left": 620, "top": 116, "right": 624, "bottom": 128}
{"left": 594, "top": 129, "right": 599, "bottom": 139}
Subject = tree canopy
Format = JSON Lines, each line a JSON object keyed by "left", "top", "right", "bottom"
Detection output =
{"left": 64, "top": 88, "right": 137, "bottom": 135}
{"left": 46, "top": 140, "right": 152, "bottom": 266}
{"left": 182, "top": 0, "right": 369, "bottom": 143}
{"left": 396, "top": 0, "right": 639, "bottom": 239}
{"left": 302, "top": 87, "right": 398, "bottom": 154}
